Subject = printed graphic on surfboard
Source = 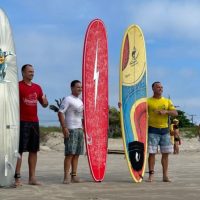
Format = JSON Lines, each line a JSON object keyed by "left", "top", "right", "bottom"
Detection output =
{"left": 0, "top": 8, "right": 19, "bottom": 187}
{"left": 119, "top": 24, "right": 148, "bottom": 182}
{"left": 82, "top": 19, "right": 108, "bottom": 182}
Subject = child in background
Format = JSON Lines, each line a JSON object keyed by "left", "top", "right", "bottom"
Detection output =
{"left": 170, "top": 119, "right": 181, "bottom": 154}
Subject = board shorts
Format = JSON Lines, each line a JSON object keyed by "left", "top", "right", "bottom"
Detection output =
{"left": 64, "top": 128, "right": 84, "bottom": 156}
{"left": 148, "top": 126, "right": 173, "bottom": 154}
{"left": 19, "top": 121, "right": 40, "bottom": 153}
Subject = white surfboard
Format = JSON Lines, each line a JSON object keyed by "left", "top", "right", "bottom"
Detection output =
{"left": 0, "top": 8, "right": 19, "bottom": 187}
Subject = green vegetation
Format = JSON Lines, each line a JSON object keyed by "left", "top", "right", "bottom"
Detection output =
{"left": 170, "top": 110, "right": 198, "bottom": 138}
{"left": 43, "top": 107, "right": 197, "bottom": 139}
{"left": 170, "top": 110, "right": 194, "bottom": 128}
{"left": 108, "top": 106, "right": 121, "bottom": 138}
{"left": 40, "top": 126, "right": 61, "bottom": 142}
{"left": 180, "top": 126, "right": 199, "bottom": 139}
{"left": 40, "top": 125, "right": 198, "bottom": 140}
{"left": 40, "top": 126, "right": 61, "bottom": 133}
{"left": 40, "top": 106, "right": 122, "bottom": 139}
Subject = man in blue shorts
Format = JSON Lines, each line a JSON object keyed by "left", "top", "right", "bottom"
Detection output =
{"left": 147, "top": 81, "right": 178, "bottom": 182}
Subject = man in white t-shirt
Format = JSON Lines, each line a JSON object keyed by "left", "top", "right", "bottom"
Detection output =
{"left": 58, "top": 80, "right": 84, "bottom": 184}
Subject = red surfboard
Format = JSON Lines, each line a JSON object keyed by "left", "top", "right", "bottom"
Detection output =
{"left": 82, "top": 19, "right": 108, "bottom": 182}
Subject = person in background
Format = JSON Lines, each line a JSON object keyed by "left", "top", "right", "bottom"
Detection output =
{"left": 170, "top": 119, "right": 181, "bottom": 154}
{"left": 197, "top": 124, "right": 200, "bottom": 142}
{"left": 15, "top": 64, "right": 48, "bottom": 186}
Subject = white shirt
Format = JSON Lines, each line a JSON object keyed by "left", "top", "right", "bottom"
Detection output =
{"left": 59, "top": 95, "right": 83, "bottom": 129}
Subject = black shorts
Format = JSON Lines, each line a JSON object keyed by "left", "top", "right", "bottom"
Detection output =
{"left": 174, "top": 136, "right": 180, "bottom": 142}
{"left": 19, "top": 121, "right": 40, "bottom": 153}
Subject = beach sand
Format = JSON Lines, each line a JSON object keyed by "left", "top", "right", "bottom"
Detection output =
{"left": 1, "top": 136, "right": 200, "bottom": 200}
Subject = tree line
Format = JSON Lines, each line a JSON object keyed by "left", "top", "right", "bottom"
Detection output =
{"left": 108, "top": 107, "right": 196, "bottom": 138}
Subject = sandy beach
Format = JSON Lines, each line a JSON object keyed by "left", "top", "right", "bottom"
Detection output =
{"left": 1, "top": 135, "right": 200, "bottom": 200}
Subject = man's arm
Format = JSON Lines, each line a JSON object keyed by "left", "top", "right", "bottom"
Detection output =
{"left": 167, "top": 110, "right": 178, "bottom": 116}
{"left": 58, "top": 111, "right": 69, "bottom": 138}
{"left": 157, "top": 109, "right": 178, "bottom": 116}
{"left": 41, "top": 94, "right": 49, "bottom": 108}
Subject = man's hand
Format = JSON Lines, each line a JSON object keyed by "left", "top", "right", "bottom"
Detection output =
{"left": 42, "top": 94, "right": 48, "bottom": 107}
{"left": 154, "top": 110, "right": 168, "bottom": 115}
{"left": 49, "top": 105, "right": 59, "bottom": 112}
{"left": 62, "top": 127, "right": 70, "bottom": 139}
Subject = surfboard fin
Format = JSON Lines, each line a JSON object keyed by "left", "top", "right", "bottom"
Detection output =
{"left": 5, "top": 155, "right": 8, "bottom": 176}
{"left": 4, "top": 151, "right": 20, "bottom": 177}
{"left": 5, "top": 154, "right": 15, "bottom": 176}
{"left": 128, "top": 141, "right": 144, "bottom": 171}
{"left": 6, "top": 161, "right": 15, "bottom": 174}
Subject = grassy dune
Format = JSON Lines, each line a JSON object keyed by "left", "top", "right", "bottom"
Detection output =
{"left": 39, "top": 126, "right": 199, "bottom": 142}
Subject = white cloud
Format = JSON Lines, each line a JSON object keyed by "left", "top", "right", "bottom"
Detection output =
{"left": 179, "top": 68, "right": 198, "bottom": 79}
{"left": 175, "top": 97, "right": 200, "bottom": 124}
{"left": 15, "top": 26, "right": 83, "bottom": 112}
{"left": 2, "top": 0, "right": 200, "bottom": 125}
{"left": 128, "top": 0, "right": 200, "bottom": 41}
{"left": 176, "top": 98, "right": 200, "bottom": 108}
{"left": 15, "top": 27, "right": 83, "bottom": 69}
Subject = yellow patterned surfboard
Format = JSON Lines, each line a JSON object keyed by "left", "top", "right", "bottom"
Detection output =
{"left": 119, "top": 25, "right": 148, "bottom": 182}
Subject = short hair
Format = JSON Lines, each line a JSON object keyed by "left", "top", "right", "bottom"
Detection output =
{"left": 21, "top": 64, "right": 33, "bottom": 73}
{"left": 152, "top": 81, "right": 161, "bottom": 88}
{"left": 71, "top": 80, "right": 81, "bottom": 88}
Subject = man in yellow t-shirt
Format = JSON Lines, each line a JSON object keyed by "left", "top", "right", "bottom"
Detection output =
{"left": 147, "top": 81, "right": 178, "bottom": 182}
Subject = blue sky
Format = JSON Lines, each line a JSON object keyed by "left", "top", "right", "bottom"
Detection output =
{"left": 1, "top": 0, "right": 200, "bottom": 125}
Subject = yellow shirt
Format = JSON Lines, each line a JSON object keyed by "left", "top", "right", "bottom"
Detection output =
{"left": 148, "top": 97, "right": 176, "bottom": 128}
{"left": 170, "top": 124, "right": 174, "bottom": 132}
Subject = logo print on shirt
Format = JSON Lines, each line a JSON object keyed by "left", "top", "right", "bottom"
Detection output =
{"left": 23, "top": 92, "right": 37, "bottom": 106}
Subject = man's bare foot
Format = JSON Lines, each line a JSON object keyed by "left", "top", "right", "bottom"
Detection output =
{"left": 146, "top": 175, "right": 153, "bottom": 182}
{"left": 71, "top": 173, "right": 82, "bottom": 183}
{"left": 71, "top": 175, "right": 82, "bottom": 183}
{"left": 63, "top": 172, "right": 71, "bottom": 184}
{"left": 28, "top": 180, "right": 42, "bottom": 185}
{"left": 146, "top": 170, "right": 154, "bottom": 182}
{"left": 15, "top": 179, "right": 22, "bottom": 187}
{"left": 63, "top": 175, "right": 71, "bottom": 184}
{"left": 163, "top": 177, "right": 171, "bottom": 182}
{"left": 14, "top": 173, "right": 22, "bottom": 187}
